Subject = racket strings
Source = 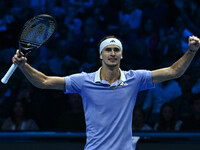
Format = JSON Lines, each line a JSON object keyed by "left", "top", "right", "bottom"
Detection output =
{"left": 20, "top": 17, "right": 56, "bottom": 47}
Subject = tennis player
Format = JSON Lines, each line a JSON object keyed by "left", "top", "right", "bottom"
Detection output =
{"left": 13, "top": 35, "right": 200, "bottom": 150}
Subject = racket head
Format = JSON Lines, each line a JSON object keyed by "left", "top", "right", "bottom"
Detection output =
{"left": 19, "top": 14, "right": 56, "bottom": 53}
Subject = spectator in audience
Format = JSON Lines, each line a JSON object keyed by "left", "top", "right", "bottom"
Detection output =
{"left": 174, "top": 74, "right": 197, "bottom": 119}
{"left": 79, "top": 46, "right": 100, "bottom": 72}
{"left": 181, "top": 94, "right": 200, "bottom": 131}
{"left": 119, "top": 22, "right": 138, "bottom": 69}
{"left": 1, "top": 100, "right": 39, "bottom": 130}
{"left": 118, "top": 0, "right": 143, "bottom": 31}
{"left": 57, "top": 93, "right": 85, "bottom": 131}
{"left": 143, "top": 79, "right": 182, "bottom": 126}
{"left": 69, "top": 0, "right": 93, "bottom": 9}
{"left": 130, "top": 39, "right": 151, "bottom": 69}
{"left": 132, "top": 108, "right": 152, "bottom": 150}
{"left": 132, "top": 108, "right": 152, "bottom": 131}
{"left": 173, "top": 0, "right": 200, "bottom": 36}
{"left": 154, "top": 103, "right": 182, "bottom": 131}
{"left": 158, "top": 27, "right": 183, "bottom": 64}
{"left": 48, "top": 40, "right": 80, "bottom": 76}
{"left": 138, "top": 17, "right": 160, "bottom": 69}
{"left": 82, "top": 17, "right": 105, "bottom": 44}
{"left": 142, "top": 0, "right": 169, "bottom": 29}
{"left": 69, "top": 16, "right": 105, "bottom": 61}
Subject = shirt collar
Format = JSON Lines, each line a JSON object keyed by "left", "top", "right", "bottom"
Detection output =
{"left": 94, "top": 67, "right": 126, "bottom": 83}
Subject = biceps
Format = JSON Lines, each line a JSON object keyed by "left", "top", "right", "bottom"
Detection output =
{"left": 45, "top": 76, "right": 65, "bottom": 90}
{"left": 152, "top": 67, "right": 175, "bottom": 84}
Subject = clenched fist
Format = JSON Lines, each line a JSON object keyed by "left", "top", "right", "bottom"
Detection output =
{"left": 12, "top": 49, "right": 27, "bottom": 68}
{"left": 189, "top": 36, "right": 200, "bottom": 52}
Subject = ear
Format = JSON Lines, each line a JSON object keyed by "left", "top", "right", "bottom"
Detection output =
{"left": 100, "top": 54, "right": 102, "bottom": 60}
{"left": 121, "top": 55, "right": 123, "bottom": 59}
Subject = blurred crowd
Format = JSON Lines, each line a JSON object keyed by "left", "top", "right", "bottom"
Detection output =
{"left": 0, "top": 0, "right": 200, "bottom": 132}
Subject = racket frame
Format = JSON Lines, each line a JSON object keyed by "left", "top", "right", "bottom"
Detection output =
{"left": 1, "top": 14, "right": 56, "bottom": 84}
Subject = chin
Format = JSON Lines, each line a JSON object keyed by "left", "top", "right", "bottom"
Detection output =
{"left": 107, "top": 63, "right": 119, "bottom": 68}
{"left": 102, "top": 60, "right": 120, "bottom": 68}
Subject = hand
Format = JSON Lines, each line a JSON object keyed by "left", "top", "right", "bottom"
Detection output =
{"left": 12, "top": 49, "right": 27, "bottom": 68}
{"left": 188, "top": 36, "right": 200, "bottom": 52}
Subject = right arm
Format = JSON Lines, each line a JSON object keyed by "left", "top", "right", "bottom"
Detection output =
{"left": 13, "top": 50, "right": 65, "bottom": 90}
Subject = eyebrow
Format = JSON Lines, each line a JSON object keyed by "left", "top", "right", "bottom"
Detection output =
{"left": 105, "top": 48, "right": 112, "bottom": 50}
{"left": 114, "top": 48, "right": 120, "bottom": 50}
{"left": 105, "top": 47, "right": 120, "bottom": 50}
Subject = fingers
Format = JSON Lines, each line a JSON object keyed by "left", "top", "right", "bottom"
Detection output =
{"left": 12, "top": 56, "right": 27, "bottom": 66}
{"left": 12, "top": 49, "right": 27, "bottom": 65}
{"left": 188, "top": 36, "right": 200, "bottom": 52}
{"left": 16, "top": 49, "right": 25, "bottom": 57}
{"left": 16, "top": 49, "right": 20, "bottom": 57}
{"left": 189, "top": 35, "right": 200, "bottom": 43}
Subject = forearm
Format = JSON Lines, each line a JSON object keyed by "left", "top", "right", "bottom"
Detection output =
{"left": 19, "top": 63, "right": 48, "bottom": 89}
{"left": 152, "top": 36, "right": 200, "bottom": 84}
{"left": 170, "top": 49, "right": 196, "bottom": 78}
{"left": 19, "top": 63, "right": 65, "bottom": 90}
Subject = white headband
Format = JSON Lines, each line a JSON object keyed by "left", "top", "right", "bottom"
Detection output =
{"left": 99, "top": 38, "right": 123, "bottom": 54}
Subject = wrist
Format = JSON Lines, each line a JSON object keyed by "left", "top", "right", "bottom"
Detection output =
{"left": 189, "top": 48, "right": 197, "bottom": 53}
{"left": 19, "top": 62, "right": 27, "bottom": 70}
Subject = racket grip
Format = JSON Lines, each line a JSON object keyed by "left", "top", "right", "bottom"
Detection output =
{"left": 1, "top": 64, "right": 18, "bottom": 84}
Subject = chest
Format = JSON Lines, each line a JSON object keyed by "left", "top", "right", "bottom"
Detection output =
{"left": 82, "top": 83, "right": 137, "bottom": 108}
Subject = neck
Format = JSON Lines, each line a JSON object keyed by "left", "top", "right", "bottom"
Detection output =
{"left": 101, "top": 65, "right": 120, "bottom": 84}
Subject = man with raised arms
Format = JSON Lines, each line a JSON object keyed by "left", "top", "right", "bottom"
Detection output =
{"left": 13, "top": 35, "right": 200, "bottom": 150}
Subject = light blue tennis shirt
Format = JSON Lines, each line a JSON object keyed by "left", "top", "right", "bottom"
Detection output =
{"left": 64, "top": 68, "right": 154, "bottom": 150}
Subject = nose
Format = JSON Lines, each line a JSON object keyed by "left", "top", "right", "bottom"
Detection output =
{"left": 110, "top": 49, "right": 115, "bottom": 55}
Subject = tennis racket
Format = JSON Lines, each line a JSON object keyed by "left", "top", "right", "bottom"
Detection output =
{"left": 1, "top": 14, "right": 56, "bottom": 84}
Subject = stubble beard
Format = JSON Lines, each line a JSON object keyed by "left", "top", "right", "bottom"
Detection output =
{"left": 102, "top": 60, "right": 120, "bottom": 69}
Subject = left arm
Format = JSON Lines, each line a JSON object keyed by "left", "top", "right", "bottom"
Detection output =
{"left": 152, "top": 36, "right": 200, "bottom": 84}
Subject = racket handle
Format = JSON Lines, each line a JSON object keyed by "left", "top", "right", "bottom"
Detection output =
{"left": 1, "top": 64, "right": 18, "bottom": 84}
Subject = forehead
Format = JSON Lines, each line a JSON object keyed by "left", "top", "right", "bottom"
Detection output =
{"left": 103, "top": 45, "right": 121, "bottom": 50}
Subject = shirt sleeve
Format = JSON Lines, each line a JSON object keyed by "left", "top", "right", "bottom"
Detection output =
{"left": 64, "top": 72, "right": 86, "bottom": 94}
{"left": 135, "top": 70, "right": 155, "bottom": 91}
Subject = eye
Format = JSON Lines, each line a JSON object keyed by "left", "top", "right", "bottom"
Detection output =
{"left": 114, "top": 48, "right": 120, "bottom": 52}
{"left": 105, "top": 48, "right": 112, "bottom": 51}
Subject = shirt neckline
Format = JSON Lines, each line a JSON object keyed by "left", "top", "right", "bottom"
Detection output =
{"left": 94, "top": 67, "right": 126, "bottom": 83}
